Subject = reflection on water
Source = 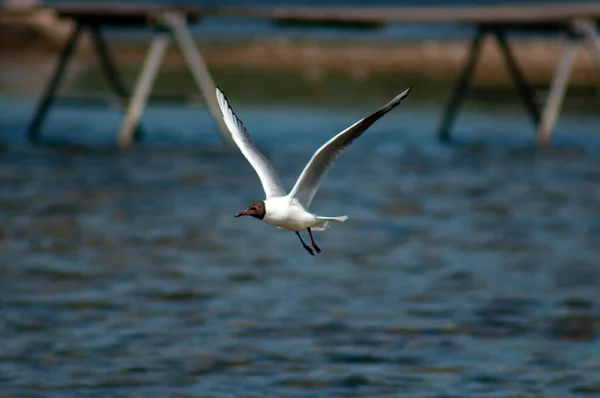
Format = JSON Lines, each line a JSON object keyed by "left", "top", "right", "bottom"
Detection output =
{"left": 1, "top": 96, "right": 599, "bottom": 397}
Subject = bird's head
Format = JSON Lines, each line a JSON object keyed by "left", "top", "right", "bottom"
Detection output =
{"left": 235, "top": 200, "right": 266, "bottom": 220}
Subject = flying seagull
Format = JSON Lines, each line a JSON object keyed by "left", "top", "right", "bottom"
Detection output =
{"left": 216, "top": 86, "right": 412, "bottom": 255}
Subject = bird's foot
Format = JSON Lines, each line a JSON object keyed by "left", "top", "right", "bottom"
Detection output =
{"left": 307, "top": 228, "right": 321, "bottom": 254}
{"left": 312, "top": 243, "right": 321, "bottom": 254}
{"left": 302, "top": 244, "right": 315, "bottom": 256}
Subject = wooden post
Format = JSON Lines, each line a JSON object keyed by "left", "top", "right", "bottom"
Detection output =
{"left": 89, "top": 24, "right": 144, "bottom": 141}
{"left": 436, "top": 26, "right": 486, "bottom": 142}
{"left": 573, "top": 19, "right": 600, "bottom": 69}
{"left": 492, "top": 28, "right": 540, "bottom": 126}
{"left": 537, "top": 38, "right": 577, "bottom": 146}
{"left": 90, "top": 25, "right": 130, "bottom": 101}
{"left": 117, "top": 32, "right": 170, "bottom": 148}
{"left": 162, "top": 12, "right": 234, "bottom": 145}
{"left": 27, "top": 22, "right": 83, "bottom": 141}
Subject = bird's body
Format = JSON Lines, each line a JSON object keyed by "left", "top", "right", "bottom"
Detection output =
{"left": 215, "top": 85, "right": 412, "bottom": 255}
{"left": 263, "top": 196, "right": 348, "bottom": 231}
{"left": 263, "top": 196, "right": 315, "bottom": 231}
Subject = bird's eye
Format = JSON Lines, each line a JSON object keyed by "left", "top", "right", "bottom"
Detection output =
{"left": 251, "top": 206, "right": 258, "bottom": 210}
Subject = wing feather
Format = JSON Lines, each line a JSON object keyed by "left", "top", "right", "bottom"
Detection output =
{"left": 289, "top": 87, "right": 412, "bottom": 208}
{"left": 216, "top": 87, "right": 286, "bottom": 198}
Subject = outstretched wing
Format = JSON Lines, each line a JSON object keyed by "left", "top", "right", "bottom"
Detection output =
{"left": 289, "top": 87, "right": 412, "bottom": 208}
{"left": 216, "top": 87, "right": 286, "bottom": 198}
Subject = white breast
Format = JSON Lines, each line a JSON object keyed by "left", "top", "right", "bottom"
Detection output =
{"left": 263, "top": 196, "right": 316, "bottom": 231}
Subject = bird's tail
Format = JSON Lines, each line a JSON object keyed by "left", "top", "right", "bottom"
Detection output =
{"left": 312, "top": 215, "right": 349, "bottom": 231}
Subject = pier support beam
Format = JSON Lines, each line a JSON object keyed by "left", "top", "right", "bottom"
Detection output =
{"left": 118, "top": 12, "right": 232, "bottom": 148}
{"left": 118, "top": 33, "right": 170, "bottom": 148}
{"left": 27, "top": 23, "right": 83, "bottom": 141}
{"left": 537, "top": 38, "right": 577, "bottom": 146}
{"left": 574, "top": 19, "right": 600, "bottom": 69}
{"left": 26, "top": 9, "right": 230, "bottom": 148}
{"left": 27, "top": 22, "right": 144, "bottom": 143}
{"left": 437, "top": 26, "right": 542, "bottom": 143}
{"left": 537, "top": 19, "right": 600, "bottom": 146}
{"left": 90, "top": 24, "right": 144, "bottom": 141}
{"left": 166, "top": 13, "right": 232, "bottom": 145}
{"left": 439, "top": 19, "right": 600, "bottom": 146}
{"left": 436, "top": 26, "right": 486, "bottom": 142}
{"left": 493, "top": 28, "right": 540, "bottom": 127}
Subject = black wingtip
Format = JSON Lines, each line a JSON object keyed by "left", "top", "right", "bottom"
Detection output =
{"left": 215, "top": 86, "right": 231, "bottom": 109}
{"left": 377, "top": 86, "right": 413, "bottom": 114}
{"left": 399, "top": 86, "right": 413, "bottom": 101}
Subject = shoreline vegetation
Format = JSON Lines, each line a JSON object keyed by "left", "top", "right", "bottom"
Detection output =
{"left": 1, "top": 11, "right": 599, "bottom": 106}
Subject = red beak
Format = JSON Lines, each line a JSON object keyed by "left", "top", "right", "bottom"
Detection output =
{"left": 235, "top": 210, "right": 248, "bottom": 218}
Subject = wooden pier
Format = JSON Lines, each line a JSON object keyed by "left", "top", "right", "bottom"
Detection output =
{"left": 1, "top": 2, "right": 600, "bottom": 147}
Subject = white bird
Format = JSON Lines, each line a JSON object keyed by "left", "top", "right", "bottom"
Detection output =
{"left": 216, "top": 86, "right": 412, "bottom": 255}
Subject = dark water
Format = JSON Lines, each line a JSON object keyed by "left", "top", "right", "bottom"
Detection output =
{"left": 1, "top": 94, "right": 600, "bottom": 397}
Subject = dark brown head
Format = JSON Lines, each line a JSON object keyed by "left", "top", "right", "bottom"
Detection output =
{"left": 235, "top": 201, "right": 266, "bottom": 220}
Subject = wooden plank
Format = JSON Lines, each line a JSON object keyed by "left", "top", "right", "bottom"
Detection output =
{"left": 44, "top": 2, "right": 201, "bottom": 26}
{"left": 201, "top": 4, "right": 600, "bottom": 25}
{"left": 5, "top": 3, "right": 600, "bottom": 27}
{"left": 273, "top": 17, "right": 384, "bottom": 30}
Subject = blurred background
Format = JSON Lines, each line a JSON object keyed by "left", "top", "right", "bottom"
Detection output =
{"left": 1, "top": 1, "right": 599, "bottom": 397}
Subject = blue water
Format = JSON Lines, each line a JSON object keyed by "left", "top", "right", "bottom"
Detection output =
{"left": 2, "top": 2, "right": 600, "bottom": 394}
{"left": 1, "top": 90, "right": 600, "bottom": 397}
{"left": 1, "top": 93, "right": 600, "bottom": 147}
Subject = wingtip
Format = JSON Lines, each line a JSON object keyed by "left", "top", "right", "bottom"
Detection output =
{"left": 215, "top": 86, "right": 230, "bottom": 120}
{"left": 397, "top": 86, "right": 413, "bottom": 101}
{"left": 215, "top": 86, "right": 230, "bottom": 111}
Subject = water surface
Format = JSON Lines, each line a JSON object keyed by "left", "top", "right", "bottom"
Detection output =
{"left": 1, "top": 96, "right": 600, "bottom": 397}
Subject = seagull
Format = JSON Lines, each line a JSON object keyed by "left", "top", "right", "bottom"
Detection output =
{"left": 216, "top": 86, "right": 412, "bottom": 255}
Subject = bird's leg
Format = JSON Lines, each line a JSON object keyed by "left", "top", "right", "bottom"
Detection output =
{"left": 307, "top": 228, "right": 321, "bottom": 253}
{"left": 295, "top": 231, "right": 314, "bottom": 256}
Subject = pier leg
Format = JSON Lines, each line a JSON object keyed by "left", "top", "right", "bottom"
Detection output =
{"left": 436, "top": 26, "right": 486, "bottom": 142}
{"left": 117, "top": 32, "right": 170, "bottom": 148}
{"left": 89, "top": 24, "right": 144, "bottom": 141}
{"left": 493, "top": 28, "right": 540, "bottom": 126}
{"left": 163, "top": 12, "right": 233, "bottom": 145}
{"left": 27, "top": 22, "right": 83, "bottom": 142}
{"left": 537, "top": 38, "right": 577, "bottom": 147}
{"left": 573, "top": 19, "right": 600, "bottom": 70}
